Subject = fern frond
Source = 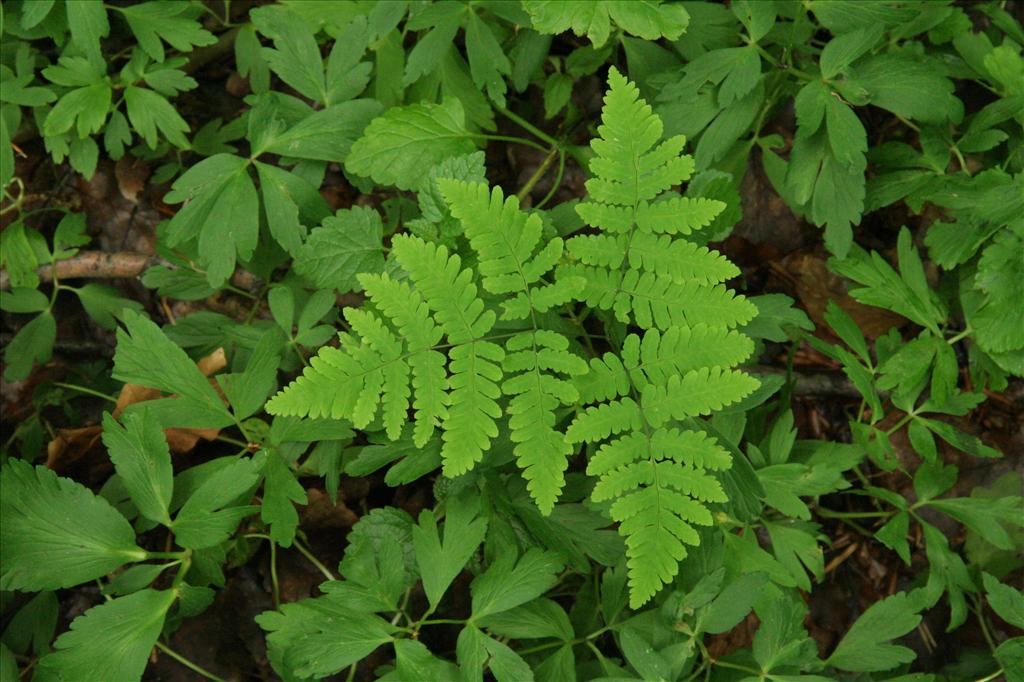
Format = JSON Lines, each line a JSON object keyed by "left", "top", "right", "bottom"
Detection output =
{"left": 441, "top": 181, "right": 589, "bottom": 511}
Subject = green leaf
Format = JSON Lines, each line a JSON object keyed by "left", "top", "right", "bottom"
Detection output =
{"left": 35, "top": 589, "right": 175, "bottom": 682}
{"left": 827, "top": 592, "right": 922, "bottom": 672}
{"left": 255, "top": 8, "right": 327, "bottom": 103}
{"left": 325, "top": 16, "right": 372, "bottom": 105}
{"left": 395, "top": 639, "right": 462, "bottom": 681}
{"left": 73, "top": 283, "right": 143, "bottom": 329}
{"left": 257, "top": 592, "right": 396, "bottom": 679}
{"left": 982, "top": 573, "right": 1024, "bottom": 628}
{"left": 916, "top": 417, "right": 1001, "bottom": 458}
{"left": 2, "top": 311, "right": 55, "bottom": 381}
{"left": 172, "top": 456, "right": 261, "bottom": 549}
{"left": 875, "top": 512, "right": 911, "bottom": 565}
{"left": 102, "top": 411, "right": 174, "bottom": 526}
{"left": 412, "top": 495, "right": 489, "bottom": 607}
{"left": 477, "top": 598, "right": 574, "bottom": 641}
{"left": 43, "top": 82, "right": 111, "bottom": 138}
{"left": 261, "top": 451, "right": 307, "bottom": 547}
{"left": 295, "top": 206, "right": 385, "bottom": 292}
{"left": 484, "top": 635, "right": 534, "bottom": 682}
{"left": 619, "top": 626, "right": 669, "bottom": 681}
{"left": 704, "top": 571, "right": 768, "bottom": 634}
{"left": 259, "top": 101, "right": 383, "bottom": 161}
{"left": 820, "top": 25, "right": 884, "bottom": 79}
{"left": 1, "top": 591, "right": 58, "bottom": 657}
{"left": 847, "top": 54, "right": 963, "bottom": 124}
{"left": 218, "top": 326, "right": 284, "bottom": 419}
{"left": 0, "top": 460, "right": 145, "bottom": 591}
{"left": 996, "top": 638, "right": 1024, "bottom": 682}
{"left": 523, "top": 0, "right": 689, "bottom": 48}
{"left": 113, "top": 310, "right": 234, "bottom": 428}
{"left": 926, "top": 497, "right": 1022, "bottom": 550}
{"left": 465, "top": 11, "right": 511, "bottom": 105}
{"left": 65, "top": 0, "right": 109, "bottom": 57}
{"left": 163, "top": 154, "right": 259, "bottom": 287}
{"left": 346, "top": 97, "right": 477, "bottom": 190}
{"left": 124, "top": 86, "right": 190, "bottom": 149}
{"left": 118, "top": 2, "right": 216, "bottom": 62}
{"left": 470, "top": 548, "right": 564, "bottom": 620}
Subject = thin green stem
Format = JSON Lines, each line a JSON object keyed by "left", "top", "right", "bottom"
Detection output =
{"left": 475, "top": 133, "right": 549, "bottom": 153}
{"left": 517, "top": 146, "right": 560, "bottom": 201}
{"left": 293, "top": 536, "right": 336, "bottom": 582}
{"left": 419, "top": 618, "right": 468, "bottom": 626}
{"left": 816, "top": 508, "right": 891, "bottom": 519}
{"left": 155, "top": 642, "right": 227, "bottom": 682}
{"left": 947, "top": 326, "right": 973, "bottom": 345}
{"left": 49, "top": 382, "right": 118, "bottom": 404}
{"left": 974, "top": 670, "right": 1004, "bottom": 682}
{"left": 145, "top": 550, "right": 188, "bottom": 560}
{"left": 495, "top": 105, "right": 560, "bottom": 147}
{"left": 885, "top": 412, "right": 915, "bottom": 436}
{"left": 269, "top": 539, "right": 280, "bottom": 608}
{"left": 216, "top": 434, "right": 250, "bottom": 448}
{"left": 536, "top": 149, "right": 566, "bottom": 210}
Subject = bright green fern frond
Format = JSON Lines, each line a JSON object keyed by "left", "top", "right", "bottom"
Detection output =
{"left": 559, "top": 70, "right": 761, "bottom": 606}
{"left": 441, "top": 180, "right": 588, "bottom": 511}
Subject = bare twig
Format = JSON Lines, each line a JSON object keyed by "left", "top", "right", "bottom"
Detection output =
{"left": 0, "top": 251, "right": 159, "bottom": 291}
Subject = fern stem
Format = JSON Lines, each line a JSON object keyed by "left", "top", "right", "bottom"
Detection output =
{"left": 154, "top": 642, "right": 227, "bottom": 682}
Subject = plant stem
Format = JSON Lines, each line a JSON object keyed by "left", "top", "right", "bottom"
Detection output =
{"left": 49, "top": 382, "right": 119, "bottom": 404}
{"left": 816, "top": 508, "right": 891, "bottom": 519}
{"left": 476, "top": 133, "right": 549, "bottom": 153}
{"left": 495, "top": 105, "right": 560, "bottom": 147}
{"left": 536, "top": 150, "right": 566, "bottom": 209}
{"left": 517, "top": 147, "right": 560, "bottom": 201}
{"left": 947, "top": 326, "right": 973, "bottom": 345}
{"left": 293, "top": 536, "right": 336, "bottom": 581}
{"left": 155, "top": 642, "right": 227, "bottom": 682}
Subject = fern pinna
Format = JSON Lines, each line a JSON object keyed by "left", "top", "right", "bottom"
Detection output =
{"left": 266, "top": 68, "right": 759, "bottom": 608}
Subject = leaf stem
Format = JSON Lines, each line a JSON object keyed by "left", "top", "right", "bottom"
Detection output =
{"left": 536, "top": 149, "right": 566, "bottom": 210}
{"left": 516, "top": 146, "right": 560, "bottom": 201}
{"left": 49, "top": 382, "right": 119, "bottom": 404}
{"left": 154, "top": 641, "right": 227, "bottom": 682}
{"left": 946, "top": 326, "right": 973, "bottom": 345}
{"left": 476, "top": 133, "right": 549, "bottom": 154}
{"left": 495, "top": 105, "right": 560, "bottom": 147}
{"left": 815, "top": 507, "right": 891, "bottom": 519}
{"left": 293, "top": 536, "right": 336, "bottom": 581}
